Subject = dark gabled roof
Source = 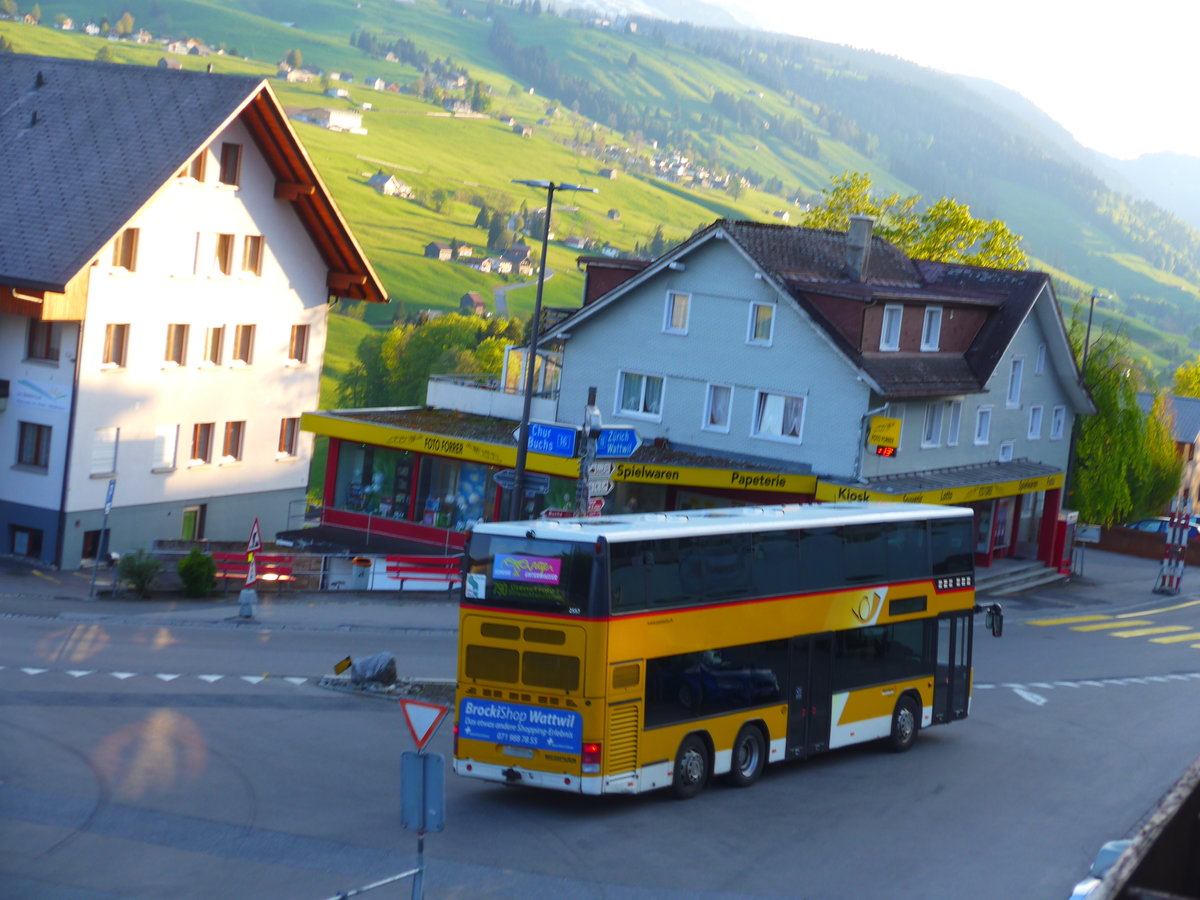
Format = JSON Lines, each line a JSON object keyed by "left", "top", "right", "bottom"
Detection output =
{"left": 1138, "top": 392, "right": 1200, "bottom": 443}
{"left": 0, "top": 54, "right": 385, "bottom": 301}
{"left": 717, "top": 220, "right": 1052, "bottom": 399}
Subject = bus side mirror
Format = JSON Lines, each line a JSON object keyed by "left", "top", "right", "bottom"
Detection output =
{"left": 985, "top": 604, "right": 1003, "bottom": 638}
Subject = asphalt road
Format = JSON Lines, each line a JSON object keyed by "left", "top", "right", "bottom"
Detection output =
{"left": 3, "top": 552, "right": 1200, "bottom": 899}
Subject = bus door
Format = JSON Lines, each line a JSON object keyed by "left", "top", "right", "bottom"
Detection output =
{"left": 786, "top": 634, "right": 832, "bottom": 759}
{"left": 933, "top": 613, "right": 973, "bottom": 723}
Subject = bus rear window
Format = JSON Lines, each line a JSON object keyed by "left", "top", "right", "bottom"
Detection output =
{"left": 464, "top": 534, "right": 595, "bottom": 613}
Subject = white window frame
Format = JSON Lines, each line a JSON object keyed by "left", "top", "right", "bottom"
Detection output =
{"left": 1028, "top": 405, "right": 1044, "bottom": 439}
{"left": 998, "top": 440, "right": 1014, "bottom": 463}
{"left": 748, "top": 302, "right": 774, "bottom": 346}
{"left": 945, "top": 400, "right": 963, "bottom": 447}
{"left": 921, "top": 402, "right": 943, "bottom": 448}
{"left": 703, "top": 383, "right": 733, "bottom": 433}
{"left": 920, "top": 306, "right": 942, "bottom": 352}
{"left": 1035, "top": 343, "right": 1047, "bottom": 375}
{"left": 189, "top": 422, "right": 214, "bottom": 466}
{"left": 1050, "top": 405, "right": 1066, "bottom": 440}
{"left": 277, "top": 418, "right": 300, "bottom": 458}
{"left": 663, "top": 291, "right": 690, "bottom": 335}
{"left": 616, "top": 370, "right": 665, "bottom": 420}
{"left": 974, "top": 407, "right": 992, "bottom": 445}
{"left": 752, "top": 390, "right": 805, "bottom": 443}
{"left": 90, "top": 427, "right": 119, "bottom": 476}
{"left": 880, "top": 305, "right": 903, "bottom": 352}
{"left": 1007, "top": 358, "right": 1024, "bottom": 408}
{"left": 153, "top": 425, "right": 179, "bottom": 471}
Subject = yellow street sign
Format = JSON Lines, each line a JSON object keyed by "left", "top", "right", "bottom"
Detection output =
{"left": 868, "top": 416, "right": 902, "bottom": 448}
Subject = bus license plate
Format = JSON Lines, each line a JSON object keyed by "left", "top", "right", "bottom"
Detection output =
{"left": 502, "top": 746, "right": 534, "bottom": 759}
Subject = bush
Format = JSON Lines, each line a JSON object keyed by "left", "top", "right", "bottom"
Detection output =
{"left": 118, "top": 549, "right": 163, "bottom": 599}
{"left": 177, "top": 548, "right": 217, "bottom": 598}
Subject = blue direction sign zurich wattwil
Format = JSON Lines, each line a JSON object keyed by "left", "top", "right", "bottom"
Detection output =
{"left": 595, "top": 427, "right": 642, "bottom": 458}
{"left": 514, "top": 421, "right": 578, "bottom": 458}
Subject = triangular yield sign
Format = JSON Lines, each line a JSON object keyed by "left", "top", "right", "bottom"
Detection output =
{"left": 399, "top": 698, "right": 449, "bottom": 751}
{"left": 246, "top": 518, "right": 263, "bottom": 554}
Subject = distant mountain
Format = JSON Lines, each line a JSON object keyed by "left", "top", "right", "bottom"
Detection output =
{"left": 1106, "top": 153, "right": 1200, "bottom": 232}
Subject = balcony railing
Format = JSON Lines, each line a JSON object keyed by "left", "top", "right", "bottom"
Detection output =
{"left": 426, "top": 373, "right": 558, "bottom": 422}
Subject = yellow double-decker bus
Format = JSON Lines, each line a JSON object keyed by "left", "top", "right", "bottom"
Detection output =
{"left": 453, "top": 502, "right": 1000, "bottom": 799}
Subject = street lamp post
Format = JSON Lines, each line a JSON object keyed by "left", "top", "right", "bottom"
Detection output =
{"left": 508, "top": 179, "right": 597, "bottom": 521}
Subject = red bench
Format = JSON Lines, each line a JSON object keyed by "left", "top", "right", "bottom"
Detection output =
{"left": 212, "top": 552, "right": 295, "bottom": 590}
{"left": 385, "top": 555, "right": 463, "bottom": 592}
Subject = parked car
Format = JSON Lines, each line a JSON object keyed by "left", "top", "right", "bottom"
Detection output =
{"left": 1068, "top": 839, "right": 1133, "bottom": 899}
{"left": 1124, "top": 517, "right": 1200, "bottom": 540}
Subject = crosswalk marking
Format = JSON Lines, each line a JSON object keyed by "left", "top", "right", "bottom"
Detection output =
{"left": 1109, "top": 626, "right": 1191, "bottom": 638}
{"left": 0, "top": 666, "right": 312, "bottom": 687}
{"left": 1071, "top": 620, "right": 1154, "bottom": 632}
{"left": 1150, "top": 632, "right": 1200, "bottom": 644}
{"left": 1028, "top": 614, "right": 1111, "bottom": 626}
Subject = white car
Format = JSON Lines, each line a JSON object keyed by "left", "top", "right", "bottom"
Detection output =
{"left": 1068, "top": 839, "right": 1132, "bottom": 899}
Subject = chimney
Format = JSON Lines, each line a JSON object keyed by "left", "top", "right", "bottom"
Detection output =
{"left": 845, "top": 215, "right": 874, "bottom": 282}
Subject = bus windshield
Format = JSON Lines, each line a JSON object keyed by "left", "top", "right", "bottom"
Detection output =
{"left": 464, "top": 533, "right": 596, "bottom": 615}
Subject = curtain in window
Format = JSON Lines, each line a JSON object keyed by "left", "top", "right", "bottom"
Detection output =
{"left": 708, "top": 386, "right": 730, "bottom": 425}
{"left": 621, "top": 373, "right": 643, "bottom": 411}
{"left": 643, "top": 376, "right": 663, "bottom": 414}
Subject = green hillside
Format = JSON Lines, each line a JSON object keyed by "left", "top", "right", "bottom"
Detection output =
{"left": 4, "top": 0, "right": 1199, "bottom": 380}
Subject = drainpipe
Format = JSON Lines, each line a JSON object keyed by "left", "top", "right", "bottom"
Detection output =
{"left": 853, "top": 402, "right": 890, "bottom": 483}
{"left": 54, "top": 320, "right": 84, "bottom": 568}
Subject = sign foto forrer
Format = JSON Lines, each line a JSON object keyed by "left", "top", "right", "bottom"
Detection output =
{"left": 868, "top": 415, "right": 902, "bottom": 449}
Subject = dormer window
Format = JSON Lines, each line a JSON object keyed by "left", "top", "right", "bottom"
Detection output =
{"left": 921, "top": 306, "right": 942, "bottom": 351}
{"left": 880, "top": 305, "right": 902, "bottom": 352}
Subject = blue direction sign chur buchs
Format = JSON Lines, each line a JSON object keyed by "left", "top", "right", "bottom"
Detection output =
{"left": 514, "top": 421, "right": 578, "bottom": 458}
{"left": 595, "top": 426, "right": 642, "bottom": 458}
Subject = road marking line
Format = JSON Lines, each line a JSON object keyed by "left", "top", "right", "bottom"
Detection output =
{"left": 1072, "top": 620, "right": 1155, "bottom": 631}
{"left": 111, "top": 672, "right": 136, "bottom": 679}
{"left": 66, "top": 670, "right": 94, "bottom": 678}
{"left": 21, "top": 668, "right": 46, "bottom": 675}
{"left": 241, "top": 675, "right": 265, "bottom": 684}
{"left": 1053, "top": 681, "right": 1081, "bottom": 687}
{"left": 198, "top": 675, "right": 223, "bottom": 683}
{"left": 1027, "top": 615, "right": 1111, "bottom": 626}
{"left": 31, "top": 570, "right": 61, "bottom": 584}
{"left": 284, "top": 677, "right": 307, "bottom": 686}
{"left": 1030, "top": 682, "right": 1055, "bottom": 688}
{"left": 1014, "top": 688, "right": 1048, "bottom": 706}
{"left": 1079, "top": 680, "right": 1105, "bottom": 687}
{"left": 1109, "top": 626, "right": 1191, "bottom": 638}
{"left": 1150, "top": 633, "right": 1200, "bottom": 644}
{"left": 155, "top": 674, "right": 181, "bottom": 682}
{"left": 1116, "top": 598, "right": 1200, "bottom": 618}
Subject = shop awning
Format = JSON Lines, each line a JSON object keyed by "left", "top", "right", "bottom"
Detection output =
{"left": 815, "top": 459, "right": 1064, "bottom": 505}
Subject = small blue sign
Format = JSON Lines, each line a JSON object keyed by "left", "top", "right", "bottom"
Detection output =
{"left": 104, "top": 479, "right": 117, "bottom": 515}
{"left": 458, "top": 698, "right": 582, "bottom": 753}
{"left": 514, "top": 421, "right": 578, "bottom": 458}
{"left": 595, "top": 427, "right": 642, "bottom": 458}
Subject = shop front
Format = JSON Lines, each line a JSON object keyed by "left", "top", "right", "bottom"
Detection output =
{"left": 814, "top": 462, "right": 1065, "bottom": 568}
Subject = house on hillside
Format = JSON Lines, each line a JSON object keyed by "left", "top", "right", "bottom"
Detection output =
{"left": 366, "top": 170, "right": 414, "bottom": 198}
{"left": 291, "top": 107, "right": 365, "bottom": 134}
{"left": 453, "top": 242, "right": 474, "bottom": 259}
{"left": 297, "top": 218, "right": 1093, "bottom": 567}
{"left": 158, "top": 57, "right": 183, "bottom": 70}
{"left": 424, "top": 241, "right": 453, "bottom": 261}
{"left": 0, "top": 54, "right": 386, "bottom": 568}
{"left": 501, "top": 245, "right": 534, "bottom": 276}
{"left": 459, "top": 292, "right": 488, "bottom": 316}
{"left": 1137, "top": 392, "right": 1200, "bottom": 506}
{"left": 512, "top": 123, "right": 532, "bottom": 138}
{"left": 599, "top": 167, "right": 618, "bottom": 179}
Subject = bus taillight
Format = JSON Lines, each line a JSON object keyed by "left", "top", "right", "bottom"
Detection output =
{"left": 453, "top": 723, "right": 459, "bottom": 755}
{"left": 582, "top": 743, "right": 602, "bottom": 774}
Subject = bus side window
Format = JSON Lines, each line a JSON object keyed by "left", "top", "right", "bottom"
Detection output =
{"left": 886, "top": 521, "right": 930, "bottom": 582}
{"left": 752, "top": 530, "right": 801, "bottom": 597}
{"left": 844, "top": 524, "right": 887, "bottom": 585}
{"left": 931, "top": 520, "right": 974, "bottom": 574}
{"left": 797, "top": 527, "right": 844, "bottom": 592}
{"left": 610, "top": 543, "right": 645, "bottom": 612}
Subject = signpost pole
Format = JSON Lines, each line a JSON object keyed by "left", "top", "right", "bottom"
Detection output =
{"left": 87, "top": 479, "right": 117, "bottom": 601}
{"left": 577, "top": 387, "right": 602, "bottom": 516}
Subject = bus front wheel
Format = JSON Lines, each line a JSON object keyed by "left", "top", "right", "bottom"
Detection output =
{"left": 887, "top": 696, "right": 920, "bottom": 753}
{"left": 725, "top": 725, "right": 766, "bottom": 788}
{"left": 671, "top": 734, "right": 710, "bottom": 799}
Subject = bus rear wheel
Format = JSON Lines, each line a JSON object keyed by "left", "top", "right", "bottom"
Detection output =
{"left": 725, "top": 725, "right": 766, "bottom": 788}
{"left": 887, "top": 696, "right": 920, "bottom": 753}
{"left": 671, "top": 734, "right": 710, "bottom": 799}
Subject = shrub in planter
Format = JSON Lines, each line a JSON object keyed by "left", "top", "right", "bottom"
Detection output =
{"left": 118, "top": 549, "right": 163, "bottom": 599}
{"left": 177, "top": 548, "right": 217, "bottom": 598}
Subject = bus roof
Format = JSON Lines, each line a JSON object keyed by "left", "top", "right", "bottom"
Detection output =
{"left": 470, "top": 503, "right": 973, "bottom": 544}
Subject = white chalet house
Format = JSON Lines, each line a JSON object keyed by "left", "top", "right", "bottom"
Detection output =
{"left": 540, "top": 218, "right": 1094, "bottom": 567}
{"left": 0, "top": 54, "right": 385, "bottom": 568}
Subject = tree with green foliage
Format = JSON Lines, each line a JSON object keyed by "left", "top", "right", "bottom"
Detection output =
{"left": 0, "top": 35, "right": 13, "bottom": 53}
{"left": 94, "top": 45, "right": 115, "bottom": 62}
{"left": 0, "top": 0, "right": 17, "bottom": 18}
{"left": 285, "top": 48, "right": 302, "bottom": 68}
{"left": 338, "top": 314, "right": 524, "bottom": 408}
{"left": 1171, "top": 358, "right": 1200, "bottom": 398}
{"left": 28, "top": 2, "right": 39, "bottom": 23}
{"left": 177, "top": 549, "right": 217, "bottom": 598}
{"left": 1069, "top": 323, "right": 1181, "bottom": 525}
{"left": 119, "top": 549, "right": 163, "bottom": 599}
{"left": 801, "top": 172, "right": 1028, "bottom": 269}
{"left": 115, "top": 11, "right": 133, "bottom": 34}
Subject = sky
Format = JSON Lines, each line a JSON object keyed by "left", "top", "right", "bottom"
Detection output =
{"left": 735, "top": 0, "right": 1199, "bottom": 161}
